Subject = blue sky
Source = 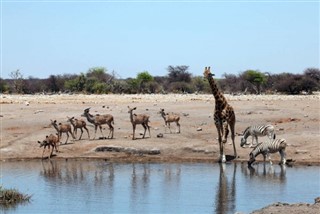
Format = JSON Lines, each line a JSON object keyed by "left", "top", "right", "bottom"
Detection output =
{"left": 1, "top": 0, "right": 319, "bottom": 79}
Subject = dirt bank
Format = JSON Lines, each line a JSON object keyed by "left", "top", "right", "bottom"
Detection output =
{"left": 1, "top": 93, "right": 319, "bottom": 165}
{"left": 1, "top": 93, "right": 319, "bottom": 213}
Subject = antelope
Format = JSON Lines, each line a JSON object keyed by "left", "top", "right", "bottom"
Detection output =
{"left": 67, "top": 116, "right": 90, "bottom": 140}
{"left": 50, "top": 119, "right": 75, "bottom": 144}
{"left": 82, "top": 108, "right": 114, "bottom": 139}
{"left": 38, "top": 133, "right": 60, "bottom": 159}
{"left": 159, "top": 108, "right": 180, "bottom": 133}
{"left": 128, "top": 106, "right": 151, "bottom": 140}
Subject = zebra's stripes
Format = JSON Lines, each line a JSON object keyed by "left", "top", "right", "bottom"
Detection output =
{"left": 240, "top": 124, "right": 276, "bottom": 148}
{"left": 248, "top": 138, "right": 287, "bottom": 166}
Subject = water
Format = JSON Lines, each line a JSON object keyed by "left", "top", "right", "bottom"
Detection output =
{"left": 1, "top": 160, "right": 319, "bottom": 214}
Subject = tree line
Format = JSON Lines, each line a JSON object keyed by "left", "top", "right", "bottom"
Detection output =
{"left": 1, "top": 66, "right": 319, "bottom": 95}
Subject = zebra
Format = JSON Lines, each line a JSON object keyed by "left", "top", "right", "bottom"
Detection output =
{"left": 247, "top": 138, "right": 287, "bottom": 166}
{"left": 240, "top": 124, "right": 276, "bottom": 148}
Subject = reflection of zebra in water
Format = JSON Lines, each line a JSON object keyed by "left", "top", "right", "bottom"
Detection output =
{"left": 240, "top": 124, "right": 276, "bottom": 148}
{"left": 248, "top": 138, "right": 287, "bottom": 166}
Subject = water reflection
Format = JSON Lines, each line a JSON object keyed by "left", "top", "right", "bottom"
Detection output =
{"left": 130, "top": 164, "right": 150, "bottom": 212}
{"left": 242, "top": 163, "right": 287, "bottom": 183}
{"left": 2, "top": 160, "right": 318, "bottom": 213}
{"left": 215, "top": 163, "right": 237, "bottom": 214}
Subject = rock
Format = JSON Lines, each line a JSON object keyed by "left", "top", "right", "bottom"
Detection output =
{"left": 157, "top": 133, "right": 164, "bottom": 138}
{"left": 34, "top": 110, "right": 44, "bottom": 114}
{"left": 295, "top": 150, "right": 308, "bottom": 154}
{"left": 197, "top": 127, "right": 202, "bottom": 131}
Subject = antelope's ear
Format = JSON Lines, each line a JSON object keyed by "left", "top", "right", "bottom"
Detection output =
{"left": 133, "top": 107, "right": 137, "bottom": 110}
{"left": 38, "top": 141, "right": 41, "bottom": 144}
{"left": 208, "top": 66, "right": 211, "bottom": 70}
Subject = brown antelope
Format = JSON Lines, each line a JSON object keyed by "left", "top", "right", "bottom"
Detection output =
{"left": 128, "top": 106, "right": 151, "bottom": 140}
{"left": 38, "top": 133, "right": 60, "bottom": 159}
{"left": 159, "top": 108, "right": 180, "bottom": 133}
{"left": 50, "top": 119, "right": 75, "bottom": 144}
{"left": 67, "top": 116, "right": 90, "bottom": 140}
{"left": 82, "top": 108, "right": 114, "bottom": 139}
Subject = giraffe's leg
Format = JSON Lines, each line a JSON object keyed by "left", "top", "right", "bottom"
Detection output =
{"left": 229, "top": 119, "right": 237, "bottom": 158}
{"left": 222, "top": 121, "right": 228, "bottom": 144}
{"left": 215, "top": 123, "right": 225, "bottom": 163}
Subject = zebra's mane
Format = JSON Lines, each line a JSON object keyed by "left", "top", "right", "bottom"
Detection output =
{"left": 243, "top": 126, "right": 250, "bottom": 135}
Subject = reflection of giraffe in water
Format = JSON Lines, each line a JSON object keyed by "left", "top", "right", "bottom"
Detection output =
{"left": 203, "top": 66, "right": 237, "bottom": 162}
{"left": 215, "top": 163, "right": 237, "bottom": 214}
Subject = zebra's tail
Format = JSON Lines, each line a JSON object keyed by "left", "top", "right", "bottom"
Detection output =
{"left": 273, "top": 133, "right": 276, "bottom": 139}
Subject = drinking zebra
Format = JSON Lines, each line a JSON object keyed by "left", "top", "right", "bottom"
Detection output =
{"left": 240, "top": 124, "right": 276, "bottom": 148}
{"left": 247, "top": 138, "right": 287, "bottom": 166}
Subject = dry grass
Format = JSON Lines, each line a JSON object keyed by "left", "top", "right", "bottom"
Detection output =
{"left": 0, "top": 186, "right": 31, "bottom": 208}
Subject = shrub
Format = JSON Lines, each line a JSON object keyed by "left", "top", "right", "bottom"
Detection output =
{"left": 0, "top": 186, "right": 31, "bottom": 208}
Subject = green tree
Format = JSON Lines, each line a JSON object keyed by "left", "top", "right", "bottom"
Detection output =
{"left": 192, "top": 76, "right": 208, "bottom": 93}
{"left": 242, "top": 70, "right": 267, "bottom": 94}
{"left": 136, "top": 71, "right": 153, "bottom": 93}
{"left": 126, "top": 78, "right": 139, "bottom": 94}
{"left": 65, "top": 73, "right": 86, "bottom": 92}
{"left": 87, "top": 67, "right": 111, "bottom": 82}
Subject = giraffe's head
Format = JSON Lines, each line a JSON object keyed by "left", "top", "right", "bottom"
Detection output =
{"left": 203, "top": 66, "right": 215, "bottom": 78}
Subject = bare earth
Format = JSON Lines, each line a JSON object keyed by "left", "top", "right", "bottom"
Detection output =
{"left": 1, "top": 93, "right": 319, "bottom": 213}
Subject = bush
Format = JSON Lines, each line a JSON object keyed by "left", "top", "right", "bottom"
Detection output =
{"left": 0, "top": 186, "right": 31, "bottom": 208}
{"left": 168, "top": 81, "right": 194, "bottom": 93}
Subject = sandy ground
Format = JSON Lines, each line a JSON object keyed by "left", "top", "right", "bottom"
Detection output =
{"left": 1, "top": 93, "right": 319, "bottom": 164}
{"left": 1, "top": 93, "right": 320, "bottom": 213}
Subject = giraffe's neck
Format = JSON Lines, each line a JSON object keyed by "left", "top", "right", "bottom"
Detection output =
{"left": 207, "top": 76, "right": 228, "bottom": 107}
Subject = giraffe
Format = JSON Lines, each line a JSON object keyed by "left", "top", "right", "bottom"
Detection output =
{"left": 203, "top": 66, "right": 237, "bottom": 162}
